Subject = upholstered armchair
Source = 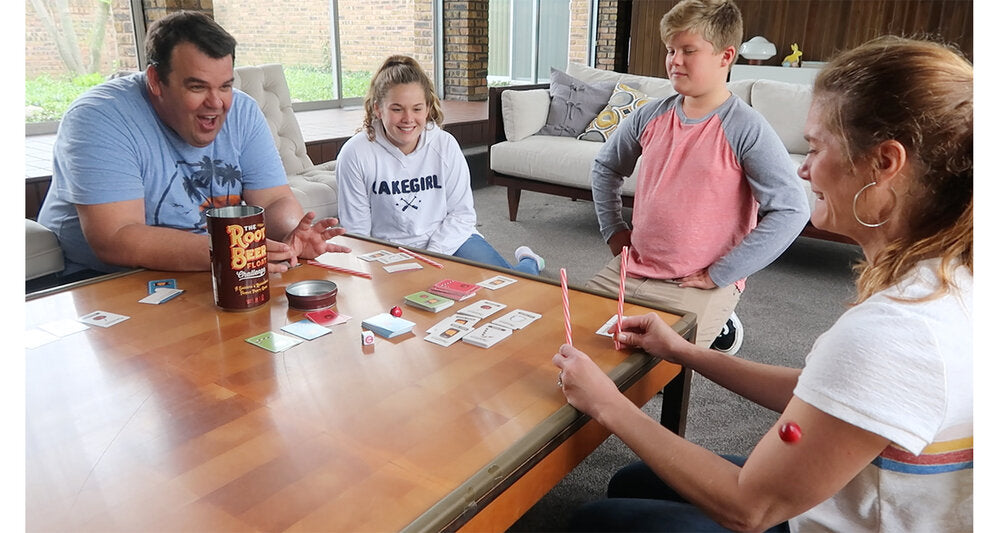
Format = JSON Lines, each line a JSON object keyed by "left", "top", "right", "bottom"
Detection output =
{"left": 233, "top": 63, "right": 339, "bottom": 219}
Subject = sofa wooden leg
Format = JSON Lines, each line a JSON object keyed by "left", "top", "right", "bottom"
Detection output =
{"left": 507, "top": 188, "right": 522, "bottom": 221}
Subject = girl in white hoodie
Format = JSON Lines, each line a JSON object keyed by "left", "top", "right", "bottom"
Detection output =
{"left": 337, "top": 55, "right": 545, "bottom": 275}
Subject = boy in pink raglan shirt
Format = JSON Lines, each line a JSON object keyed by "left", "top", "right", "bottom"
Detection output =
{"left": 586, "top": 0, "right": 809, "bottom": 350}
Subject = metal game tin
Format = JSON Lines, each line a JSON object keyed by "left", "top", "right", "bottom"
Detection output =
{"left": 285, "top": 280, "right": 338, "bottom": 311}
{"left": 207, "top": 205, "right": 270, "bottom": 311}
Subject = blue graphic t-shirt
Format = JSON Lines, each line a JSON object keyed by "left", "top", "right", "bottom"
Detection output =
{"left": 38, "top": 72, "right": 286, "bottom": 274}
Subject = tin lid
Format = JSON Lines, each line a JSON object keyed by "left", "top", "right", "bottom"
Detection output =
{"left": 285, "top": 280, "right": 338, "bottom": 311}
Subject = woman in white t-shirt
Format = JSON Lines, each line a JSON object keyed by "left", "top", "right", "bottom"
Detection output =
{"left": 552, "top": 36, "right": 973, "bottom": 532}
{"left": 337, "top": 55, "right": 545, "bottom": 275}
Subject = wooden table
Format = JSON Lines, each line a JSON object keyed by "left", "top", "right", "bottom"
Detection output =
{"left": 26, "top": 235, "right": 695, "bottom": 532}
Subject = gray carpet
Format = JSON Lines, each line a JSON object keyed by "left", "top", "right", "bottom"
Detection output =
{"left": 467, "top": 184, "right": 863, "bottom": 532}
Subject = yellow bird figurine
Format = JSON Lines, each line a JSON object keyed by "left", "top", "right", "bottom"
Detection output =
{"left": 783, "top": 43, "right": 803, "bottom": 66}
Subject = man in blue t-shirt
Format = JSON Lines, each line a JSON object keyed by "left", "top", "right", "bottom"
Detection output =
{"left": 38, "top": 11, "right": 350, "bottom": 281}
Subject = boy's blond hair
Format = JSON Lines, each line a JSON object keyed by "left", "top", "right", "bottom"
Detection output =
{"left": 659, "top": 0, "right": 743, "bottom": 53}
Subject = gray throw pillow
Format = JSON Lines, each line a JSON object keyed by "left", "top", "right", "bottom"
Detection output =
{"left": 539, "top": 68, "right": 615, "bottom": 137}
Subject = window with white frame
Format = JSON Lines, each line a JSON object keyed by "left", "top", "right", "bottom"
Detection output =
{"left": 24, "top": 0, "right": 442, "bottom": 130}
{"left": 213, "top": 0, "right": 438, "bottom": 110}
{"left": 25, "top": 0, "right": 145, "bottom": 133}
{"left": 488, "top": 0, "right": 593, "bottom": 85}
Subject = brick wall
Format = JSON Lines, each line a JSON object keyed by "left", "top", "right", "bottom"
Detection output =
{"left": 594, "top": 0, "right": 628, "bottom": 71}
{"left": 442, "top": 0, "right": 488, "bottom": 101}
{"left": 143, "top": 0, "right": 212, "bottom": 23}
{"left": 337, "top": 0, "right": 435, "bottom": 73}
{"left": 568, "top": 0, "right": 592, "bottom": 65}
{"left": 214, "top": 1, "right": 332, "bottom": 68}
{"left": 217, "top": 0, "right": 433, "bottom": 72}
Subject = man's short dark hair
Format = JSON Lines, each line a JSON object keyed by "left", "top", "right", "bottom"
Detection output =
{"left": 145, "top": 11, "right": 237, "bottom": 82}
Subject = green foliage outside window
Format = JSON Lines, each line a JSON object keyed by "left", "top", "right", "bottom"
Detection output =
{"left": 25, "top": 68, "right": 373, "bottom": 124}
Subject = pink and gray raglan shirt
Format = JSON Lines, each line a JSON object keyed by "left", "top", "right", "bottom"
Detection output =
{"left": 591, "top": 93, "right": 810, "bottom": 290}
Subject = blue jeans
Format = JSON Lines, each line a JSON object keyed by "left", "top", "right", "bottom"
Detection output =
{"left": 452, "top": 234, "right": 539, "bottom": 276}
{"left": 568, "top": 456, "right": 791, "bottom": 532}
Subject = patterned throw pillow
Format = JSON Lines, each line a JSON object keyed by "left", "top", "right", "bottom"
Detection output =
{"left": 577, "top": 83, "right": 651, "bottom": 142}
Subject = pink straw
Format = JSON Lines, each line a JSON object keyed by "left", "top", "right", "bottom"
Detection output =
{"left": 615, "top": 246, "right": 629, "bottom": 349}
{"left": 560, "top": 268, "right": 572, "bottom": 346}
{"left": 398, "top": 246, "right": 444, "bottom": 269}
{"left": 306, "top": 260, "right": 373, "bottom": 279}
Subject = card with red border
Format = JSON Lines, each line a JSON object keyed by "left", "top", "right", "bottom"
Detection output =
{"left": 305, "top": 308, "right": 351, "bottom": 326}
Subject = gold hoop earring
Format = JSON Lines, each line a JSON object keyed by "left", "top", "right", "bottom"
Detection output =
{"left": 852, "top": 181, "right": 896, "bottom": 228}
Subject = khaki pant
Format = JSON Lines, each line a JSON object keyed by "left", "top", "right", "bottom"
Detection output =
{"left": 586, "top": 256, "right": 742, "bottom": 348}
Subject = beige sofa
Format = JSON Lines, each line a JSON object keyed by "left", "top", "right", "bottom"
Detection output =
{"left": 26, "top": 64, "right": 340, "bottom": 285}
{"left": 488, "top": 62, "right": 849, "bottom": 243}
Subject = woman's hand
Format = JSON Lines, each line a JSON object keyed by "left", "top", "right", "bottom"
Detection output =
{"left": 616, "top": 312, "right": 696, "bottom": 365}
{"left": 552, "top": 344, "right": 628, "bottom": 422}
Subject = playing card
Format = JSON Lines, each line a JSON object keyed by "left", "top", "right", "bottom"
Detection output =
{"left": 456, "top": 299, "right": 507, "bottom": 319}
{"left": 361, "top": 313, "right": 416, "bottom": 338}
{"left": 147, "top": 278, "right": 177, "bottom": 294}
{"left": 428, "top": 279, "right": 481, "bottom": 300}
{"left": 38, "top": 318, "right": 89, "bottom": 337}
{"left": 245, "top": 331, "right": 303, "bottom": 352}
{"left": 477, "top": 275, "right": 518, "bottom": 290}
{"left": 139, "top": 288, "right": 184, "bottom": 304}
{"left": 492, "top": 309, "right": 542, "bottom": 330}
{"left": 25, "top": 328, "right": 58, "bottom": 349}
{"left": 424, "top": 323, "right": 474, "bottom": 347}
{"left": 78, "top": 310, "right": 130, "bottom": 328}
{"left": 426, "top": 314, "right": 481, "bottom": 334}
{"left": 404, "top": 291, "right": 454, "bottom": 312}
{"left": 377, "top": 252, "right": 413, "bottom": 264}
{"left": 358, "top": 250, "right": 393, "bottom": 262}
{"left": 304, "top": 308, "right": 351, "bottom": 326}
{"left": 383, "top": 262, "right": 423, "bottom": 273}
{"left": 281, "top": 320, "right": 332, "bottom": 340}
{"left": 596, "top": 314, "right": 622, "bottom": 337}
{"left": 462, "top": 323, "right": 513, "bottom": 348}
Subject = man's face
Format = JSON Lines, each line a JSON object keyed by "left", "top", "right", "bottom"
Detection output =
{"left": 147, "top": 41, "right": 234, "bottom": 147}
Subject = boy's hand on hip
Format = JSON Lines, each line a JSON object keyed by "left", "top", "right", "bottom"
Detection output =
{"left": 677, "top": 269, "right": 717, "bottom": 289}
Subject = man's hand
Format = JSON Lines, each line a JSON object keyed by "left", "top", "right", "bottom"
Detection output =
{"left": 607, "top": 229, "right": 632, "bottom": 256}
{"left": 267, "top": 212, "right": 350, "bottom": 271}
{"left": 677, "top": 268, "right": 718, "bottom": 289}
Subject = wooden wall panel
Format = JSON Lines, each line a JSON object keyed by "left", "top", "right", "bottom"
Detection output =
{"left": 628, "top": 0, "right": 972, "bottom": 77}
{"left": 26, "top": 178, "right": 51, "bottom": 220}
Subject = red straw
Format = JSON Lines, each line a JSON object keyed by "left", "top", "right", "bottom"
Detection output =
{"left": 398, "top": 246, "right": 445, "bottom": 269}
{"left": 615, "top": 246, "right": 629, "bottom": 350}
{"left": 306, "top": 260, "right": 373, "bottom": 279}
{"left": 560, "top": 268, "right": 572, "bottom": 346}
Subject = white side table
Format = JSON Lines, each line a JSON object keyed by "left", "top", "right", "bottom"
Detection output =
{"left": 730, "top": 64, "right": 825, "bottom": 85}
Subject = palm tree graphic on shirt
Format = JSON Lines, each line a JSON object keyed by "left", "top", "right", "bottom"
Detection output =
{"left": 153, "top": 156, "right": 242, "bottom": 229}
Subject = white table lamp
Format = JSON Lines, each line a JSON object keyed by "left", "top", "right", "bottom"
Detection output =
{"left": 739, "top": 36, "right": 777, "bottom": 65}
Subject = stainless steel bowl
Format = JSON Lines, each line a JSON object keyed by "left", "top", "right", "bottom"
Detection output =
{"left": 285, "top": 280, "right": 338, "bottom": 311}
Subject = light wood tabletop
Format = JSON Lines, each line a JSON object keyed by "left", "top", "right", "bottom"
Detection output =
{"left": 26, "top": 235, "right": 694, "bottom": 532}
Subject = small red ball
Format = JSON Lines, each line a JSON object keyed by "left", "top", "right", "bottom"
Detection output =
{"left": 778, "top": 422, "right": 802, "bottom": 443}
{"left": 390, "top": 305, "right": 403, "bottom": 317}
